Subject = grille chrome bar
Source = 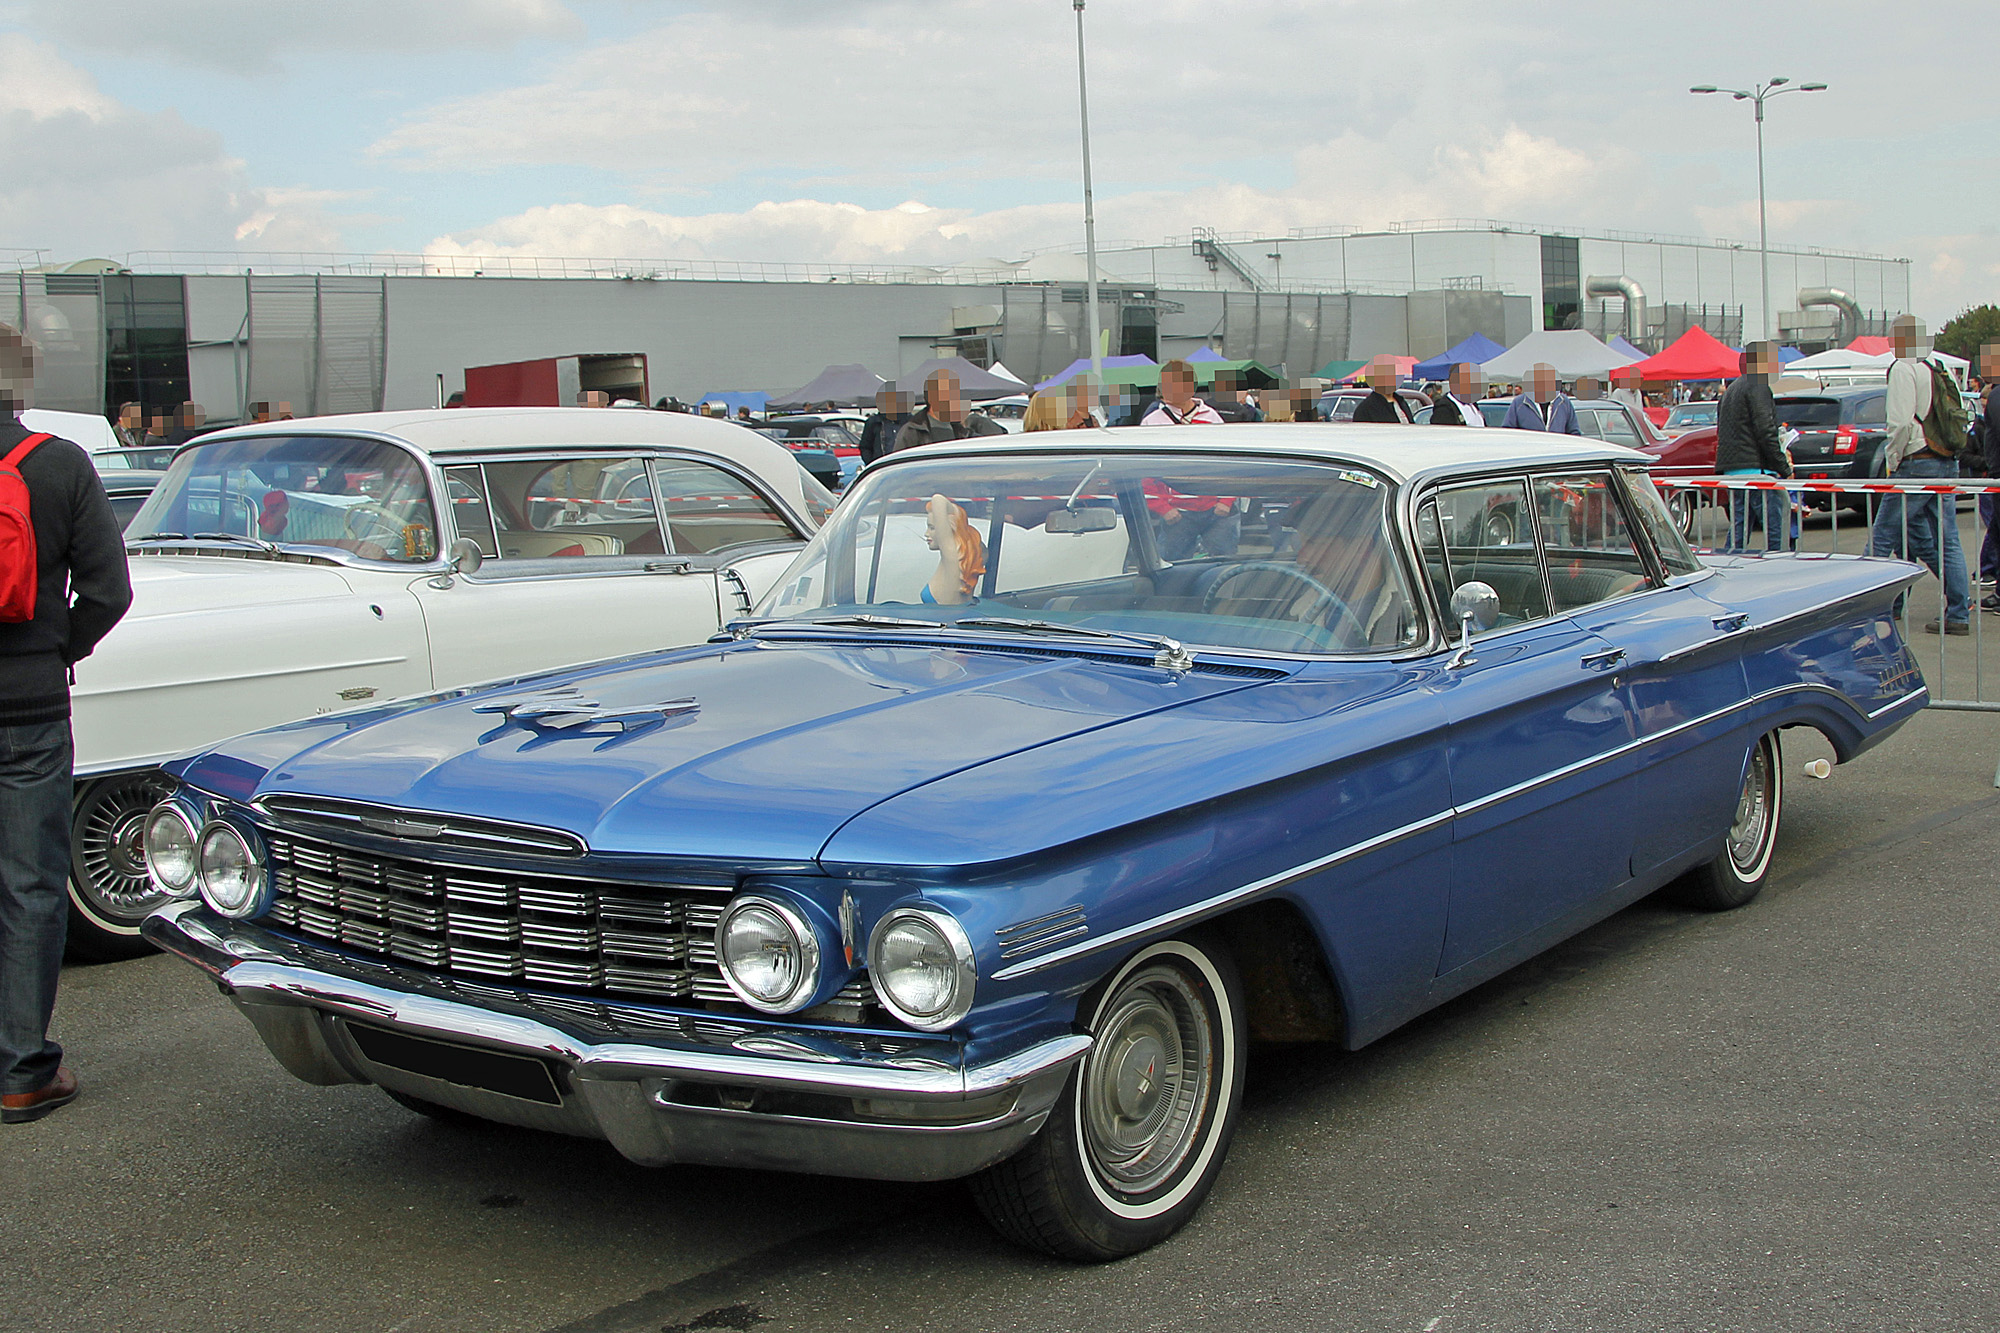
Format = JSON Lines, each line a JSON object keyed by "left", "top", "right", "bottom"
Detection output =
{"left": 254, "top": 795, "right": 587, "bottom": 858}
{"left": 263, "top": 830, "right": 750, "bottom": 1008}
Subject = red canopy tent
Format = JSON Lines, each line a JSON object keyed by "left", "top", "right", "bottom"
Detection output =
{"left": 1618, "top": 325, "right": 1742, "bottom": 382}
{"left": 1336, "top": 355, "right": 1419, "bottom": 384}
{"left": 1845, "top": 335, "right": 1893, "bottom": 356}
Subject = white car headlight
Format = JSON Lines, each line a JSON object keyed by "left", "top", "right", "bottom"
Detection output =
{"left": 143, "top": 803, "right": 199, "bottom": 897}
{"left": 868, "top": 906, "right": 976, "bottom": 1031}
{"left": 716, "top": 895, "right": 822, "bottom": 1013}
{"left": 196, "top": 821, "right": 268, "bottom": 919}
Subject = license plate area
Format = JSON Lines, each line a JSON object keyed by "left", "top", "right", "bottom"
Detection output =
{"left": 346, "top": 1023, "right": 564, "bottom": 1105}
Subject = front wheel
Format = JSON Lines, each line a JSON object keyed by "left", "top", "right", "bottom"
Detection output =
{"left": 67, "top": 771, "right": 178, "bottom": 961}
{"left": 969, "top": 934, "right": 1247, "bottom": 1261}
{"left": 1674, "top": 731, "right": 1784, "bottom": 911}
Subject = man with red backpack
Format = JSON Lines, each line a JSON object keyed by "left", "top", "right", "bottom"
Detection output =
{"left": 0, "top": 326, "right": 131, "bottom": 1125}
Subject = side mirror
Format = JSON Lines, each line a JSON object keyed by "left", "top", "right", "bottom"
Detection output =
{"left": 1046, "top": 506, "right": 1118, "bottom": 534}
{"left": 1447, "top": 581, "right": 1499, "bottom": 669}
{"left": 446, "top": 538, "right": 484, "bottom": 576}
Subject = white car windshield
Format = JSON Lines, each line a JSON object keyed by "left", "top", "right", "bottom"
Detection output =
{"left": 760, "top": 454, "right": 1420, "bottom": 655}
{"left": 127, "top": 434, "right": 438, "bottom": 563}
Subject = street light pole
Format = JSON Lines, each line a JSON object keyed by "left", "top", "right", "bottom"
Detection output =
{"left": 1691, "top": 77, "right": 1827, "bottom": 344}
{"left": 1074, "top": 0, "right": 1103, "bottom": 421}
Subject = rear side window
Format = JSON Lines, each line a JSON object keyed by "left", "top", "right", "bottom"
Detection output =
{"left": 655, "top": 460, "right": 802, "bottom": 553}
{"left": 1851, "top": 394, "right": 1887, "bottom": 427}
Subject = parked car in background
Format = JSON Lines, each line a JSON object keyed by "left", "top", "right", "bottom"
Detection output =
{"left": 1317, "top": 387, "right": 1433, "bottom": 421}
{"left": 1663, "top": 401, "right": 1719, "bottom": 436}
{"left": 973, "top": 395, "right": 1030, "bottom": 432}
{"left": 763, "top": 414, "right": 863, "bottom": 487}
{"left": 1634, "top": 425, "right": 1716, "bottom": 535}
{"left": 63, "top": 408, "right": 826, "bottom": 961}
{"left": 98, "top": 469, "right": 165, "bottom": 530}
{"left": 1777, "top": 386, "right": 1889, "bottom": 513}
{"left": 93, "top": 446, "right": 180, "bottom": 472}
{"left": 145, "top": 426, "right": 1923, "bottom": 1261}
{"left": 22, "top": 407, "right": 120, "bottom": 451}
{"left": 1572, "top": 399, "right": 1675, "bottom": 451}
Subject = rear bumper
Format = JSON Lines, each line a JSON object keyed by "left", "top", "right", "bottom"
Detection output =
{"left": 143, "top": 901, "right": 1088, "bottom": 1182}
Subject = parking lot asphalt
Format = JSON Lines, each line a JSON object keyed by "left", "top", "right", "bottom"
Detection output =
{"left": 8, "top": 707, "right": 2000, "bottom": 1333}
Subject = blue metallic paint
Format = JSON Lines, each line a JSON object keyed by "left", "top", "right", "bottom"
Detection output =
{"left": 155, "top": 498, "right": 1927, "bottom": 1084}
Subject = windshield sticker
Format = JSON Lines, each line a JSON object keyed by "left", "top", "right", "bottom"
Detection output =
{"left": 1338, "top": 470, "right": 1380, "bottom": 488}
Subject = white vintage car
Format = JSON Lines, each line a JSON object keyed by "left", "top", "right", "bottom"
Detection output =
{"left": 69, "top": 407, "right": 831, "bottom": 957}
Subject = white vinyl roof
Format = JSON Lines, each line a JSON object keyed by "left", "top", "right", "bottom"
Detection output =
{"left": 896, "top": 421, "right": 1643, "bottom": 488}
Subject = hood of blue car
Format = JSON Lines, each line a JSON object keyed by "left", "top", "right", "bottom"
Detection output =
{"left": 195, "top": 638, "right": 1271, "bottom": 863}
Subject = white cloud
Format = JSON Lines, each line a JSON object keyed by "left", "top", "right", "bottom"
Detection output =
{"left": 12, "top": 0, "right": 579, "bottom": 66}
{"left": 0, "top": 35, "right": 365, "bottom": 254}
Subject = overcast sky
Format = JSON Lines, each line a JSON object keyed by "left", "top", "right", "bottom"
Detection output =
{"left": 4, "top": 0, "right": 1995, "bottom": 322}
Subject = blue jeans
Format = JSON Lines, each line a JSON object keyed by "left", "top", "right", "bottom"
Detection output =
{"left": 0, "top": 720, "right": 73, "bottom": 1095}
{"left": 1727, "top": 482, "right": 1791, "bottom": 553}
{"left": 1979, "top": 492, "right": 1999, "bottom": 585}
{"left": 1157, "top": 506, "right": 1241, "bottom": 562}
{"left": 1869, "top": 456, "right": 1971, "bottom": 624}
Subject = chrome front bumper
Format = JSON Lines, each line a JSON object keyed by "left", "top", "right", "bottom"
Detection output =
{"left": 144, "top": 901, "right": 1089, "bottom": 1182}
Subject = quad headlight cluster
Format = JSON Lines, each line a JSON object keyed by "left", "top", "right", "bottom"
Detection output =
{"left": 715, "top": 894, "right": 975, "bottom": 1031}
{"left": 144, "top": 803, "right": 270, "bottom": 920}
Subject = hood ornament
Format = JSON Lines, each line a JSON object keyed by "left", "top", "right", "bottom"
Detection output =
{"left": 473, "top": 686, "right": 699, "bottom": 734}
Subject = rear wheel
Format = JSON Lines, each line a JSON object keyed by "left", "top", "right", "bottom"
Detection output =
{"left": 1674, "top": 731, "right": 1783, "bottom": 911}
{"left": 969, "top": 934, "right": 1246, "bottom": 1261}
{"left": 66, "top": 771, "right": 178, "bottom": 961}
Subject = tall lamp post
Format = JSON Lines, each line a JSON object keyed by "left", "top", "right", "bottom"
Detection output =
{"left": 1074, "top": 0, "right": 1103, "bottom": 421}
{"left": 1690, "top": 77, "right": 1827, "bottom": 344}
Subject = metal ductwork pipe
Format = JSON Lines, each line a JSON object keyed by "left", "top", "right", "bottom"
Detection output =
{"left": 1584, "top": 275, "right": 1646, "bottom": 347}
{"left": 1797, "top": 287, "right": 1860, "bottom": 347}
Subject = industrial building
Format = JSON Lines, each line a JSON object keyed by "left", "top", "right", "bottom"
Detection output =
{"left": 6, "top": 219, "right": 1911, "bottom": 423}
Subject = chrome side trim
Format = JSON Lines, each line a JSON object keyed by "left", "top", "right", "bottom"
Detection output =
{"left": 991, "top": 807, "right": 1456, "bottom": 982}
{"left": 73, "top": 655, "right": 413, "bottom": 701}
{"left": 993, "top": 676, "right": 1924, "bottom": 981}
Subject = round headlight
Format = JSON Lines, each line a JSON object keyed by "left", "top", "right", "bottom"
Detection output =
{"left": 196, "top": 821, "right": 268, "bottom": 919}
{"left": 868, "top": 907, "right": 976, "bottom": 1031}
{"left": 716, "top": 895, "right": 821, "bottom": 1013}
{"left": 143, "top": 803, "right": 199, "bottom": 896}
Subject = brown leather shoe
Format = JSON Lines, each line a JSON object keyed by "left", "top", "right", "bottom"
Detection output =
{"left": 2, "top": 1067, "right": 79, "bottom": 1124}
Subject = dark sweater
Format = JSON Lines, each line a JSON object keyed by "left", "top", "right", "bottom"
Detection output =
{"left": 0, "top": 419, "right": 134, "bottom": 725}
{"left": 1352, "top": 390, "right": 1413, "bottom": 424}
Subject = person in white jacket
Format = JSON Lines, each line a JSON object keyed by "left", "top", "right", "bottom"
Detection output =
{"left": 1868, "top": 316, "right": 1970, "bottom": 633}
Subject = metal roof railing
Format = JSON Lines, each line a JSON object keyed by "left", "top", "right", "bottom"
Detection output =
{"left": 96, "top": 250, "right": 1029, "bottom": 285}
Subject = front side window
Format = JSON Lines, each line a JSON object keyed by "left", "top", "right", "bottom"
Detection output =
{"left": 1531, "top": 473, "right": 1652, "bottom": 610}
{"left": 127, "top": 434, "right": 437, "bottom": 562}
{"left": 763, "top": 454, "right": 1419, "bottom": 655}
{"left": 1621, "top": 470, "right": 1703, "bottom": 576}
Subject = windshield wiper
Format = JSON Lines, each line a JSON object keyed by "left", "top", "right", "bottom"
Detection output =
{"left": 724, "top": 613, "right": 946, "bottom": 639}
{"left": 131, "top": 531, "right": 281, "bottom": 555}
{"left": 954, "top": 617, "right": 1196, "bottom": 672}
{"left": 131, "top": 532, "right": 187, "bottom": 542}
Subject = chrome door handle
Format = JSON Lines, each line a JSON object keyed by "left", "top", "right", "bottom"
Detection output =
{"left": 1712, "top": 612, "right": 1750, "bottom": 632}
{"left": 1581, "top": 648, "right": 1627, "bottom": 670}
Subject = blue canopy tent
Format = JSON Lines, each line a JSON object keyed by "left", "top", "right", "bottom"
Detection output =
{"left": 1185, "top": 346, "right": 1228, "bottom": 363}
{"left": 1033, "top": 353, "right": 1157, "bottom": 392}
{"left": 695, "top": 390, "right": 771, "bottom": 416}
{"left": 1607, "top": 336, "right": 1645, "bottom": 361}
{"left": 1412, "top": 333, "right": 1507, "bottom": 381}
{"left": 1778, "top": 346, "right": 1805, "bottom": 364}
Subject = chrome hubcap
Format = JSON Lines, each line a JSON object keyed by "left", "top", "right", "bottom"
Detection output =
{"left": 1081, "top": 964, "right": 1214, "bottom": 1196}
{"left": 76, "top": 775, "right": 176, "bottom": 922}
{"left": 1727, "top": 743, "right": 1773, "bottom": 872}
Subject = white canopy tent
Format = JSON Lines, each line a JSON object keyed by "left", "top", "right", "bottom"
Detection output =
{"left": 1479, "top": 329, "right": 1639, "bottom": 381}
{"left": 1785, "top": 348, "right": 1890, "bottom": 373}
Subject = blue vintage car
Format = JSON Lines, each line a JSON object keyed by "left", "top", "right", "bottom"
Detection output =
{"left": 142, "top": 426, "right": 1926, "bottom": 1260}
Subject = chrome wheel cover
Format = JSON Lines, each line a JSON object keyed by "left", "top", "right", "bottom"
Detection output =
{"left": 1727, "top": 742, "right": 1774, "bottom": 873}
{"left": 74, "top": 773, "right": 177, "bottom": 923}
{"left": 1080, "top": 963, "right": 1216, "bottom": 1197}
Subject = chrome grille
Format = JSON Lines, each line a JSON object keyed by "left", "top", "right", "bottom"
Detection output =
{"left": 262, "top": 831, "right": 738, "bottom": 1003}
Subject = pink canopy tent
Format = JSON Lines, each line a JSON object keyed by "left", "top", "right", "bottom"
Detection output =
{"left": 1336, "top": 355, "right": 1419, "bottom": 384}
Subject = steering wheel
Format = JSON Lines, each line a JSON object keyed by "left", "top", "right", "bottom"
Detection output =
{"left": 1200, "top": 561, "right": 1368, "bottom": 646}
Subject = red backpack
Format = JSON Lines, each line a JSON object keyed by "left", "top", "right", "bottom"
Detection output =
{"left": 0, "top": 432, "right": 53, "bottom": 622}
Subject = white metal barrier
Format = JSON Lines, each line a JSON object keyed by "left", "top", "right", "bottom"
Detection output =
{"left": 1659, "top": 476, "right": 2000, "bottom": 767}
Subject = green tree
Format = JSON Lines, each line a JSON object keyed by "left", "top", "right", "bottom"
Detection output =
{"left": 1936, "top": 304, "right": 2000, "bottom": 363}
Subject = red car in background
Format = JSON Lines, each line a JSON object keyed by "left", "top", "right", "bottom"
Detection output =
{"left": 1635, "top": 425, "right": 1717, "bottom": 535}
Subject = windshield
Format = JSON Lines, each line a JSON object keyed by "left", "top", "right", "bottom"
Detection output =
{"left": 760, "top": 454, "right": 1421, "bottom": 655}
{"left": 1666, "top": 403, "right": 1716, "bottom": 425}
{"left": 126, "top": 434, "right": 438, "bottom": 562}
